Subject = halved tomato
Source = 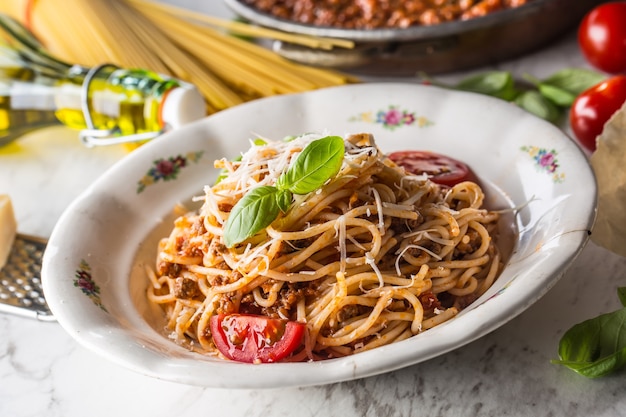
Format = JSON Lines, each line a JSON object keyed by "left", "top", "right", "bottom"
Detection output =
{"left": 388, "top": 150, "right": 478, "bottom": 187}
{"left": 209, "top": 314, "right": 306, "bottom": 363}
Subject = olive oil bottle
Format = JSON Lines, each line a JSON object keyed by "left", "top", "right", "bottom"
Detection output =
{"left": 0, "top": 66, "right": 60, "bottom": 146}
{"left": 0, "top": 24, "right": 206, "bottom": 147}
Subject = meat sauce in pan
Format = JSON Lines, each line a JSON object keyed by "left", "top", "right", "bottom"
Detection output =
{"left": 242, "top": 0, "right": 532, "bottom": 29}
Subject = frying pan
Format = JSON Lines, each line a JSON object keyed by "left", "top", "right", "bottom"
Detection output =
{"left": 224, "top": 0, "right": 606, "bottom": 75}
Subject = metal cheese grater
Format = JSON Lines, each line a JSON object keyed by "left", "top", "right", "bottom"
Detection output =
{"left": 0, "top": 234, "right": 55, "bottom": 321}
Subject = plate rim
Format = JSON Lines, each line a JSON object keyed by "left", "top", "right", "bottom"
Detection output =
{"left": 42, "top": 83, "right": 597, "bottom": 388}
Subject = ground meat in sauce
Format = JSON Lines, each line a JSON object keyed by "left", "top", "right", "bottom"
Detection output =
{"left": 242, "top": 0, "right": 532, "bottom": 29}
{"left": 216, "top": 291, "right": 241, "bottom": 315}
{"left": 238, "top": 281, "right": 321, "bottom": 319}
{"left": 335, "top": 304, "right": 369, "bottom": 327}
{"left": 454, "top": 228, "right": 482, "bottom": 256}
{"left": 173, "top": 277, "right": 201, "bottom": 299}
{"left": 419, "top": 291, "right": 441, "bottom": 311}
{"left": 157, "top": 261, "right": 181, "bottom": 277}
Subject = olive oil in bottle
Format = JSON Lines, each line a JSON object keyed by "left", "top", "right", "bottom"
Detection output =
{"left": 0, "top": 66, "right": 60, "bottom": 147}
{"left": 0, "top": 48, "right": 206, "bottom": 147}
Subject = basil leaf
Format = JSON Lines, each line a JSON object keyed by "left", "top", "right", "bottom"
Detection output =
{"left": 618, "top": 287, "right": 626, "bottom": 307}
{"left": 277, "top": 135, "right": 345, "bottom": 195}
{"left": 553, "top": 288, "right": 626, "bottom": 378}
{"left": 276, "top": 189, "right": 292, "bottom": 213}
{"left": 553, "top": 306, "right": 626, "bottom": 378}
{"left": 455, "top": 71, "right": 518, "bottom": 101}
{"left": 541, "top": 68, "right": 606, "bottom": 95}
{"left": 223, "top": 186, "right": 280, "bottom": 247}
{"left": 555, "top": 350, "right": 626, "bottom": 379}
{"left": 514, "top": 90, "right": 562, "bottom": 123}
{"left": 538, "top": 83, "right": 577, "bottom": 107}
{"left": 526, "top": 68, "right": 605, "bottom": 107}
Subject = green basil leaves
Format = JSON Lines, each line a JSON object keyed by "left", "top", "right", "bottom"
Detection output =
{"left": 223, "top": 135, "right": 345, "bottom": 247}
{"left": 422, "top": 68, "right": 606, "bottom": 124}
{"left": 539, "top": 68, "right": 607, "bottom": 101}
{"left": 514, "top": 90, "right": 561, "bottom": 123}
{"left": 455, "top": 70, "right": 518, "bottom": 101}
{"left": 223, "top": 186, "right": 281, "bottom": 248}
{"left": 277, "top": 135, "right": 345, "bottom": 194}
{"left": 552, "top": 287, "right": 626, "bottom": 378}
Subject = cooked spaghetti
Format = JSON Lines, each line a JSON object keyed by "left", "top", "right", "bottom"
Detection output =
{"left": 147, "top": 132, "right": 503, "bottom": 361}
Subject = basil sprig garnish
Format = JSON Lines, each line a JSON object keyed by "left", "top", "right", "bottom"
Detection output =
{"left": 276, "top": 135, "right": 346, "bottom": 194}
{"left": 421, "top": 68, "right": 606, "bottom": 124}
{"left": 552, "top": 287, "right": 626, "bottom": 378}
{"left": 223, "top": 135, "right": 345, "bottom": 247}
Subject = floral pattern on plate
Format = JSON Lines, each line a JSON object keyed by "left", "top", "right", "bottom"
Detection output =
{"left": 74, "top": 260, "right": 107, "bottom": 312}
{"left": 137, "top": 151, "right": 204, "bottom": 193}
{"left": 520, "top": 145, "right": 565, "bottom": 183}
{"left": 349, "top": 105, "right": 433, "bottom": 130}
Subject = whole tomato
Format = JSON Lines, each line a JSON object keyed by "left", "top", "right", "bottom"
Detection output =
{"left": 578, "top": 2, "right": 626, "bottom": 74}
{"left": 570, "top": 75, "right": 626, "bottom": 152}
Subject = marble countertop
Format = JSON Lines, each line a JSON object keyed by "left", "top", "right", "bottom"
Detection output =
{"left": 2, "top": 2, "right": 626, "bottom": 416}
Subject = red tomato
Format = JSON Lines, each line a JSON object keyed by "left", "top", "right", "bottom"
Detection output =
{"left": 570, "top": 75, "right": 626, "bottom": 152}
{"left": 209, "top": 314, "right": 306, "bottom": 363}
{"left": 578, "top": 2, "right": 626, "bottom": 74}
{"left": 388, "top": 150, "right": 478, "bottom": 187}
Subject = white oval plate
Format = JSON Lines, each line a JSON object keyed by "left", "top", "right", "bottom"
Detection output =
{"left": 42, "top": 83, "right": 596, "bottom": 388}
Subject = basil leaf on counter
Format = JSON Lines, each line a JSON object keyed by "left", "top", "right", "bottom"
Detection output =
{"left": 618, "top": 287, "right": 626, "bottom": 307}
{"left": 277, "top": 135, "right": 345, "bottom": 195}
{"left": 423, "top": 67, "right": 606, "bottom": 124}
{"left": 541, "top": 68, "right": 606, "bottom": 95}
{"left": 552, "top": 287, "right": 626, "bottom": 378}
{"left": 537, "top": 84, "right": 578, "bottom": 107}
{"left": 223, "top": 185, "right": 279, "bottom": 247}
{"left": 455, "top": 71, "right": 519, "bottom": 101}
{"left": 515, "top": 90, "right": 561, "bottom": 123}
{"left": 523, "top": 69, "right": 606, "bottom": 107}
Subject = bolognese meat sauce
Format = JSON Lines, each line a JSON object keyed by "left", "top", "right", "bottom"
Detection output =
{"left": 243, "top": 0, "right": 532, "bottom": 29}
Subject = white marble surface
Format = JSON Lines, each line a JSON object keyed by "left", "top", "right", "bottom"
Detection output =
{"left": 2, "top": 2, "right": 626, "bottom": 417}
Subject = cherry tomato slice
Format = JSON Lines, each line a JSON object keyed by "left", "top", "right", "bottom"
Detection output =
{"left": 578, "top": 2, "right": 626, "bottom": 74}
{"left": 388, "top": 150, "right": 478, "bottom": 187}
{"left": 209, "top": 314, "right": 306, "bottom": 363}
{"left": 570, "top": 75, "right": 626, "bottom": 152}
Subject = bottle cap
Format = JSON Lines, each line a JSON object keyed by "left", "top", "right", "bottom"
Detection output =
{"left": 160, "top": 85, "right": 206, "bottom": 129}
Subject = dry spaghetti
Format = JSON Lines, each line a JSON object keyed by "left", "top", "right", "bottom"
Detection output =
{"left": 147, "top": 133, "right": 503, "bottom": 361}
{"left": 0, "top": 0, "right": 357, "bottom": 114}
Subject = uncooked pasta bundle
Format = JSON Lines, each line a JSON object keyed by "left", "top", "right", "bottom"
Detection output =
{"left": 0, "top": 0, "right": 357, "bottom": 114}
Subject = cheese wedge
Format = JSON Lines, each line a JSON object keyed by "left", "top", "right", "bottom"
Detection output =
{"left": 0, "top": 195, "right": 17, "bottom": 270}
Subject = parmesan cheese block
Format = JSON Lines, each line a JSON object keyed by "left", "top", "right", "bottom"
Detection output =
{"left": 0, "top": 195, "right": 17, "bottom": 270}
{"left": 590, "top": 101, "right": 626, "bottom": 257}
